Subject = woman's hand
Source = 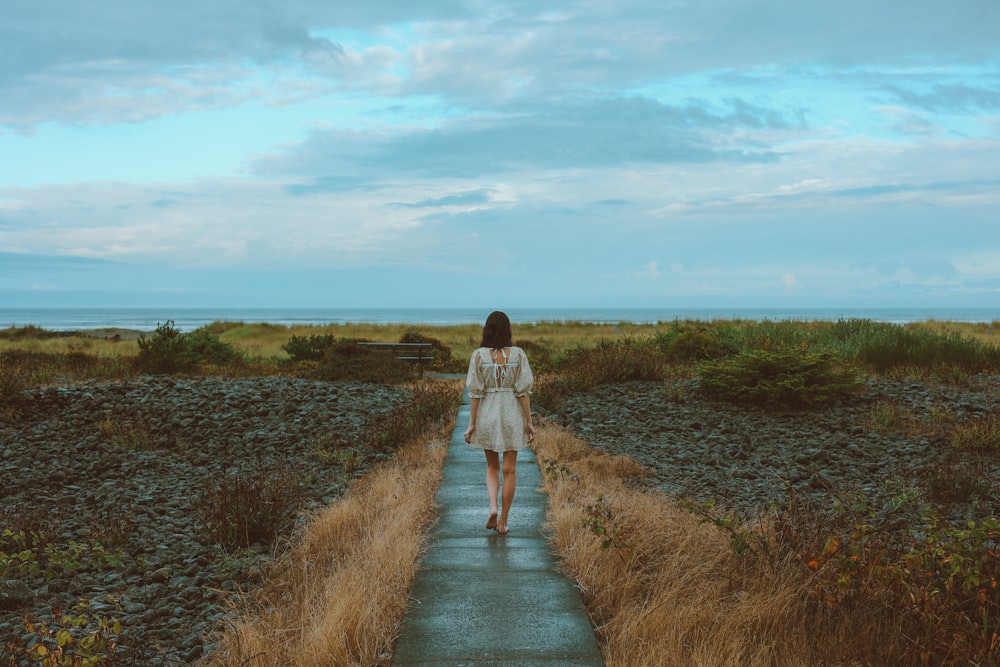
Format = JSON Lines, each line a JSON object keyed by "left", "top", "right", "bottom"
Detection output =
{"left": 524, "top": 422, "right": 535, "bottom": 444}
{"left": 463, "top": 424, "right": 475, "bottom": 444}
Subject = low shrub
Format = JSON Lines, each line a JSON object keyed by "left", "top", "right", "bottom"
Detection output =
{"left": 0, "top": 324, "right": 59, "bottom": 340}
{"left": 400, "top": 329, "right": 453, "bottom": 368}
{"left": 514, "top": 339, "right": 555, "bottom": 373}
{"left": 828, "top": 319, "right": 1000, "bottom": 371}
{"left": 766, "top": 488, "right": 1000, "bottom": 665}
{"left": 309, "top": 340, "right": 415, "bottom": 383}
{"left": 194, "top": 461, "right": 308, "bottom": 548}
{"left": 137, "top": 321, "right": 242, "bottom": 373}
{"left": 282, "top": 333, "right": 336, "bottom": 362}
{"left": 360, "top": 381, "right": 460, "bottom": 452}
{"left": 11, "top": 598, "right": 123, "bottom": 667}
{"left": 697, "top": 348, "right": 860, "bottom": 409}
{"left": 556, "top": 337, "right": 667, "bottom": 392}
{"left": 654, "top": 328, "right": 730, "bottom": 362}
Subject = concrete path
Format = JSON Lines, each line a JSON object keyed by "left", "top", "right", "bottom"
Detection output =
{"left": 391, "top": 387, "right": 605, "bottom": 666}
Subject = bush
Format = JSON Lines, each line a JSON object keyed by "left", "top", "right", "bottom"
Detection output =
{"left": 282, "top": 333, "right": 336, "bottom": 362}
{"left": 826, "top": 319, "right": 1000, "bottom": 371}
{"left": 654, "top": 328, "right": 730, "bottom": 362}
{"left": 194, "top": 461, "right": 308, "bottom": 548}
{"left": 556, "top": 338, "right": 667, "bottom": 392}
{"left": 359, "top": 381, "right": 460, "bottom": 452}
{"left": 310, "top": 340, "right": 415, "bottom": 383}
{"left": 400, "top": 330, "right": 452, "bottom": 365}
{"left": 697, "top": 348, "right": 860, "bottom": 409}
{"left": 136, "top": 320, "right": 242, "bottom": 373}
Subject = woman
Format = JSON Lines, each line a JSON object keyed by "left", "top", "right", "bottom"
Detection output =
{"left": 463, "top": 311, "right": 535, "bottom": 535}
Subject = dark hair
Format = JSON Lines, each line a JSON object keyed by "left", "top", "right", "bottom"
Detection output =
{"left": 480, "top": 310, "right": 513, "bottom": 349}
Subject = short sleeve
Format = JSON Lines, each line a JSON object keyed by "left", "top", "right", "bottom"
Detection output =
{"left": 466, "top": 348, "right": 485, "bottom": 398}
{"left": 513, "top": 348, "right": 534, "bottom": 397}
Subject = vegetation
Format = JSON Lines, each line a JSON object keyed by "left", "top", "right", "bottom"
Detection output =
{"left": 2, "top": 316, "right": 998, "bottom": 665}
{"left": 537, "top": 423, "right": 1000, "bottom": 667}
{"left": 194, "top": 461, "right": 311, "bottom": 549}
{"left": 136, "top": 320, "right": 242, "bottom": 373}
{"left": 697, "top": 349, "right": 860, "bottom": 409}
{"left": 202, "top": 405, "right": 454, "bottom": 667}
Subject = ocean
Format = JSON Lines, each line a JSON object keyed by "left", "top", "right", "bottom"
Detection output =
{"left": 1, "top": 307, "right": 997, "bottom": 332}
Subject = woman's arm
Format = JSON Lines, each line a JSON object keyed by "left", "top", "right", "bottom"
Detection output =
{"left": 518, "top": 394, "right": 535, "bottom": 443}
{"left": 464, "top": 396, "right": 481, "bottom": 443}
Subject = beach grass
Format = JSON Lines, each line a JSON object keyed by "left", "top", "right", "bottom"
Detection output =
{"left": 200, "top": 406, "right": 453, "bottom": 667}
{"left": 4, "top": 318, "right": 996, "bottom": 365}
{"left": 533, "top": 422, "right": 998, "bottom": 666}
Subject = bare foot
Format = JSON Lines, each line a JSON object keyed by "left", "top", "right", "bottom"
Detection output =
{"left": 486, "top": 512, "right": 498, "bottom": 531}
{"left": 496, "top": 522, "right": 508, "bottom": 535}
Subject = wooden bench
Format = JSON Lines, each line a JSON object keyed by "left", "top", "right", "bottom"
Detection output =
{"left": 357, "top": 342, "right": 435, "bottom": 376}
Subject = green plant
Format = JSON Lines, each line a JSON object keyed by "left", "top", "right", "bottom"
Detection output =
{"left": 0, "top": 529, "right": 124, "bottom": 580}
{"left": 309, "top": 339, "right": 415, "bottom": 383}
{"left": 12, "top": 598, "right": 123, "bottom": 666}
{"left": 697, "top": 348, "right": 860, "bottom": 409}
{"left": 582, "top": 494, "right": 636, "bottom": 565}
{"left": 400, "top": 330, "right": 453, "bottom": 368}
{"left": 951, "top": 412, "right": 1000, "bottom": 453}
{"left": 137, "top": 320, "right": 242, "bottom": 373}
{"left": 194, "top": 460, "right": 309, "bottom": 548}
{"left": 762, "top": 484, "right": 1000, "bottom": 665}
{"left": 654, "top": 327, "right": 729, "bottom": 362}
{"left": 282, "top": 333, "right": 336, "bottom": 362}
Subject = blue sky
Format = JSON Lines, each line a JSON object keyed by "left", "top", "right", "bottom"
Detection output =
{"left": 1, "top": 0, "right": 998, "bottom": 309}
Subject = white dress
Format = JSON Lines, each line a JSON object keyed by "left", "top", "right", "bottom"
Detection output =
{"left": 465, "top": 346, "right": 534, "bottom": 452}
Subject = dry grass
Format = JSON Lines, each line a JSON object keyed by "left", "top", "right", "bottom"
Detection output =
{"left": 907, "top": 319, "right": 1000, "bottom": 349}
{"left": 215, "top": 320, "right": 641, "bottom": 362}
{"left": 535, "top": 422, "right": 891, "bottom": 667}
{"left": 200, "top": 430, "right": 450, "bottom": 667}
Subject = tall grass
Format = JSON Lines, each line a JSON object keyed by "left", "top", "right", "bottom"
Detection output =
{"left": 538, "top": 422, "right": 1000, "bottom": 665}
{"left": 201, "top": 429, "right": 450, "bottom": 667}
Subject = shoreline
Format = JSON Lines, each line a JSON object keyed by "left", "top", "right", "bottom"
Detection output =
{"left": 2, "top": 306, "right": 998, "bottom": 333}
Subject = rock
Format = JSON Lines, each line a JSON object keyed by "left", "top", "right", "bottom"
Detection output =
{"left": 0, "top": 580, "right": 33, "bottom": 609}
{"left": 1, "top": 376, "right": 412, "bottom": 663}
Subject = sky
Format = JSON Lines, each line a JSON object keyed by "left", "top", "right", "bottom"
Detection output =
{"left": 1, "top": 0, "right": 998, "bottom": 310}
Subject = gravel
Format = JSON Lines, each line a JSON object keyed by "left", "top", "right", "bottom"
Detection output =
{"left": 1, "top": 375, "right": 408, "bottom": 665}
{"left": 544, "top": 375, "right": 1000, "bottom": 519}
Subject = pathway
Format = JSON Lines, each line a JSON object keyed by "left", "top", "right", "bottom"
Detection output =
{"left": 391, "top": 386, "right": 605, "bottom": 666}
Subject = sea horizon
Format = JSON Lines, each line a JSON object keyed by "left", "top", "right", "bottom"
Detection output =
{"left": 1, "top": 306, "right": 997, "bottom": 333}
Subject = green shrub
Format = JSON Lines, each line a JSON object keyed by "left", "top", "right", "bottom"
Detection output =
{"left": 400, "top": 329, "right": 453, "bottom": 368}
{"left": 136, "top": 320, "right": 242, "bottom": 373}
{"left": 309, "top": 339, "right": 416, "bottom": 383}
{"left": 282, "top": 333, "right": 336, "bottom": 362}
{"left": 697, "top": 348, "right": 860, "bottom": 409}
{"left": 0, "top": 324, "right": 57, "bottom": 340}
{"left": 515, "top": 339, "right": 555, "bottom": 373}
{"left": 825, "top": 319, "right": 999, "bottom": 371}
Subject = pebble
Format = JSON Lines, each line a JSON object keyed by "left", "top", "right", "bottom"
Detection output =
{"left": 548, "top": 376, "right": 1000, "bottom": 518}
{"left": 0, "top": 375, "right": 408, "bottom": 664}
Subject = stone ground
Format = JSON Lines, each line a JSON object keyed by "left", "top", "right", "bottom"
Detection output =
{"left": 543, "top": 374, "right": 1000, "bottom": 522}
{"left": 2, "top": 373, "right": 998, "bottom": 664}
{"left": 1, "top": 376, "right": 407, "bottom": 665}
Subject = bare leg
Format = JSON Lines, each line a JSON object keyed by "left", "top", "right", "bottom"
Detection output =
{"left": 484, "top": 450, "right": 500, "bottom": 529}
{"left": 497, "top": 450, "right": 518, "bottom": 534}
